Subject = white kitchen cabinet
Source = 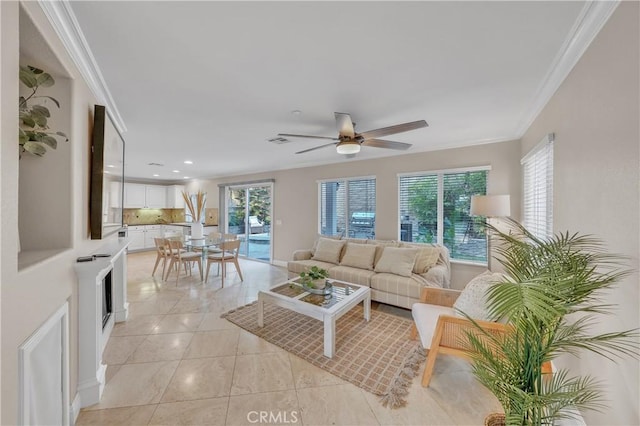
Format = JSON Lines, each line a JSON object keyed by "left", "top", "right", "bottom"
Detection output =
{"left": 144, "top": 225, "right": 162, "bottom": 246}
{"left": 124, "top": 183, "right": 146, "bottom": 208}
{"left": 124, "top": 183, "right": 167, "bottom": 208}
{"left": 166, "top": 185, "right": 186, "bottom": 208}
{"left": 127, "top": 226, "right": 146, "bottom": 251}
{"left": 127, "top": 225, "right": 162, "bottom": 251}
{"left": 162, "top": 225, "right": 185, "bottom": 238}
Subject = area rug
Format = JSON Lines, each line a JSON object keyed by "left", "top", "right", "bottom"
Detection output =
{"left": 222, "top": 302, "right": 425, "bottom": 408}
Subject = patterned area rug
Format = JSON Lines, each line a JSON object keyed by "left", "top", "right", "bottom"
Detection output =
{"left": 222, "top": 301, "right": 425, "bottom": 408}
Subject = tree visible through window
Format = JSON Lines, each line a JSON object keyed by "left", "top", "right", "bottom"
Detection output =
{"left": 319, "top": 178, "right": 376, "bottom": 239}
{"left": 399, "top": 169, "right": 488, "bottom": 263}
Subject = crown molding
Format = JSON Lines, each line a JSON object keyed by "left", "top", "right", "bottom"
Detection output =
{"left": 514, "top": 0, "right": 620, "bottom": 137}
{"left": 38, "top": 0, "right": 127, "bottom": 134}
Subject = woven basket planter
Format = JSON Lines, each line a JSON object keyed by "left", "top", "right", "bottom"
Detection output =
{"left": 484, "top": 413, "right": 506, "bottom": 426}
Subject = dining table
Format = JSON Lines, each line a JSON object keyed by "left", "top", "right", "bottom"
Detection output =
{"left": 183, "top": 235, "right": 235, "bottom": 281}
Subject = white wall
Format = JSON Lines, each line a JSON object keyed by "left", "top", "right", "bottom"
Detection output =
{"left": 189, "top": 139, "right": 521, "bottom": 289}
{"left": 521, "top": 2, "right": 639, "bottom": 424}
{"left": 1, "top": 3, "right": 113, "bottom": 424}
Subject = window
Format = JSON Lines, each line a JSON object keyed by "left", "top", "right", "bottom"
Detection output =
{"left": 522, "top": 133, "right": 554, "bottom": 240}
{"left": 319, "top": 177, "right": 376, "bottom": 239}
{"left": 399, "top": 168, "right": 488, "bottom": 263}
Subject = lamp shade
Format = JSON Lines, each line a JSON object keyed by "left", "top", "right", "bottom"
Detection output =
{"left": 470, "top": 195, "right": 511, "bottom": 217}
{"left": 336, "top": 140, "right": 361, "bottom": 155}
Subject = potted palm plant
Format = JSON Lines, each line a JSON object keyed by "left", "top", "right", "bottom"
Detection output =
{"left": 464, "top": 219, "right": 638, "bottom": 425}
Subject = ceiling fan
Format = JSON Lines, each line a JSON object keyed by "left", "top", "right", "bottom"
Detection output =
{"left": 278, "top": 112, "right": 428, "bottom": 156}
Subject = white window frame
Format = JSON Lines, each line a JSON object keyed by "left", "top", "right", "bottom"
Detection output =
{"left": 397, "top": 166, "right": 491, "bottom": 265}
{"left": 521, "top": 133, "right": 554, "bottom": 240}
{"left": 317, "top": 175, "right": 376, "bottom": 237}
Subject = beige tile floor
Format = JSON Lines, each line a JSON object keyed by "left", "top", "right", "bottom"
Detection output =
{"left": 77, "top": 251, "right": 501, "bottom": 425}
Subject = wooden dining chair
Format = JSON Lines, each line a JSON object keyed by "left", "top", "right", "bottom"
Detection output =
{"left": 223, "top": 233, "right": 237, "bottom": 240}
{"left": 152, "top": 237, "right": 170, "bottom": 279}
{"left": 164, "top": 239, "right": 202, "bottom": 285}
{"left": 205, "top": 239, "right": 243, "bottom": 287}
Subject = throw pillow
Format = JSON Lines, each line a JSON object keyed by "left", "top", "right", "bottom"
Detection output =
{"left": 312, "top": 238, "right": 346, "bottom": 264}
{"left": 311, "top": 234, "right": 341, "bottom": 255}
{"left": 374, "top": 247, "right": 419, "bottom": 277}
{"left": 453, "top": 270, "right": 503, "bottom": 321}
{"left": 409, "top": 245, "right": 441, "bottom": 274}
{"left": 340, "top": 243, "right": 377, "bottom": 270}
{"left": 367, "top": 240, "right": 400, "bottom": 266}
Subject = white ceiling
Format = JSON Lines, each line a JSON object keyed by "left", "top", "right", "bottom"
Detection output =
{"left": 69, "top": 1, "right": 589, "bottom": 182}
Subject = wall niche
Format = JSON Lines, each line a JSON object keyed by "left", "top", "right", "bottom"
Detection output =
{"left": 18, "top": 5, "right": 73, "bottom": 269}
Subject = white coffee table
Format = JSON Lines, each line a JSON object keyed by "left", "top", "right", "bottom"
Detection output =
{"left": 257, "top": 278, "right": 371, "bottom": 358}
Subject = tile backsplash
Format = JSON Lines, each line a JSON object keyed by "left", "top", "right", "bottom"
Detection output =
{"left": 123, "top": 208, "right": 219, "bottom": 225}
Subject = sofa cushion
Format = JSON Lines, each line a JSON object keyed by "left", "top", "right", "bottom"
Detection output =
{"left": 340, "top": 243, "right": 377, "bottom": 270}
{"left": 287, "top": 259, "right": 338, "bottom": 275}
{"left": 312, "top": 238, "right": 346, "bottom": 264}
{"left": 311, "top": 234, "right": 341, "bottom": 255}
{"left": 328, "top": 266, "right": 376, "bottom": 287}
{"left": 367, "top": 240, "right": 400, "bottom": 266}
{"left": 403, "top": 244, "right": 441, "bottom": 273}
{"left": 453, "top": 270, "right": 503, "bottom": 321}
{"left": 370, "top": 273, "right": 425, "bottom": 300}
{"left": 374, "top": 247, "right": 418, "bottom": 277}
{"left": 412, "top": 303, "right": 456, "bottom": 349}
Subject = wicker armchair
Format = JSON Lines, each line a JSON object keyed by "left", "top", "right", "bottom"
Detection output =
{"left": 409, "top": 287, "right": 511, "bottom": 387}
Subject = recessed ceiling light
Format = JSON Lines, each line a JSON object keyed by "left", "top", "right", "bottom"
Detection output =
{"left": 183, "top": 160, "right": 193, "bottom": 165}
{"left": 183, "top": 176, "right": 189, "bottom": 179}
{"left": 107, "top": 164, "right": 115, "bottom": 168}
{"left": 153, "top": 174, "right": 159, "bottom": 177}
{"left": 172, "top": 170, "right": 180, "bottom": 173}
{"left": 291, "top": 110, "right": 302, "bottom": 116}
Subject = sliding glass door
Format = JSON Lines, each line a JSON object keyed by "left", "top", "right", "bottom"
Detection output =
{"left": 226, "top": 183, "right": 272, "bottom": 262}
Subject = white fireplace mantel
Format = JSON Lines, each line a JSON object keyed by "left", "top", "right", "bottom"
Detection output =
{"left": 74, "top": 237, "right": 130, "bottom": 408}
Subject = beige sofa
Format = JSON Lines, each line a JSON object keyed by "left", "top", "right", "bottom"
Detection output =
{"left": 287, "top": 238, "right": 451, "bottom": 309}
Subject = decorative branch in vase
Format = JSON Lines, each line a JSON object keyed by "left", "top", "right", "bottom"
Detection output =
{"left": 182, "top": 190, "right": 205, "bottom": 239}
{"left": 18, "top": 65, "right": 69, "bottom": 158}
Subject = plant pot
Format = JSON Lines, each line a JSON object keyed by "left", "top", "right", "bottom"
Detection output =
{"left": 484, "top": 413, "right": 505, "bottom": 426}
{"left": 191, "top": 223, "right": 204, "bottom": 239}
{"left": 307, "top": 278, "right": 327, "bottom": 290}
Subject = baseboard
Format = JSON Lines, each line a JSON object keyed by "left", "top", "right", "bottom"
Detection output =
{"left": 70, "top": 393, "right": 81, "bottom": 425}
{"left": 272, "top": 259, "right": 288, "bottom": 268}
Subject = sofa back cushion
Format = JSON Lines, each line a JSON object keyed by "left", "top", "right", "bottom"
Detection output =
{"left": 367, "top": 240, "right": 400, "bottom": 265}
{"left": 340, "top": 243, "right": 377, "bottom": 270}
{"left": 312, "top": 238, "right": 346, "bottom": 264}
{"left": 374, "top": 247, "right": 419, "bottom": 277}
{"left": 311, "top": 234, "right": 341, "bottom": 256}
{"left": 403, "top": 244, "right": 441, "bottom": 273}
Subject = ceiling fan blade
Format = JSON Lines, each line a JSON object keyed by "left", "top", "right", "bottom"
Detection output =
{"left": 278, "top": 133, "right": 338, "bottom": 141}
{"left": 362, "top": 139, "right": 413, "bottom": 150}
{"left": 359, "top": 120, "right": 428, "bottom": 139}
{"left": 334, "top": 112, "right": 355, "bottom": 138}
{"left": 295, "top": 142, "right": 337, "bottom": 154}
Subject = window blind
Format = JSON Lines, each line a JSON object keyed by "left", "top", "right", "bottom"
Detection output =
{"left": 319, "top": 178, "right": 376, "bottom": 238}
{"left": 399, "top": 169, "right": 487, "bottom": 263}
{"left": 522, "top": 134, "right": 554, "bottom": 240}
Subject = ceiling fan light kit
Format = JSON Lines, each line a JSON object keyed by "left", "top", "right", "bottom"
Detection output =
{"left": 336, "top": 140, "right": 361, "bottom": 155}
{"left": 280, "top": 112, "right": 427, "bottom": 156}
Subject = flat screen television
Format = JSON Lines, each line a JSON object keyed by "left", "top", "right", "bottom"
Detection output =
{"left": 90, "top": 105, "right": 125, "bottom": 239}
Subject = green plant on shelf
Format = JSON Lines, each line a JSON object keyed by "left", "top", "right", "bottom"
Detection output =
{"left": 18, "top": 65, "right": 68, "bottom": 158}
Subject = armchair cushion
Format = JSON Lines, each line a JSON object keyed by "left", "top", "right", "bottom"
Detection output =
{"left": 453, "top": 270, "right": 503, "bottom": 321}
{"left": 411, "top": 303, "right": 456, "bottom": 349}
